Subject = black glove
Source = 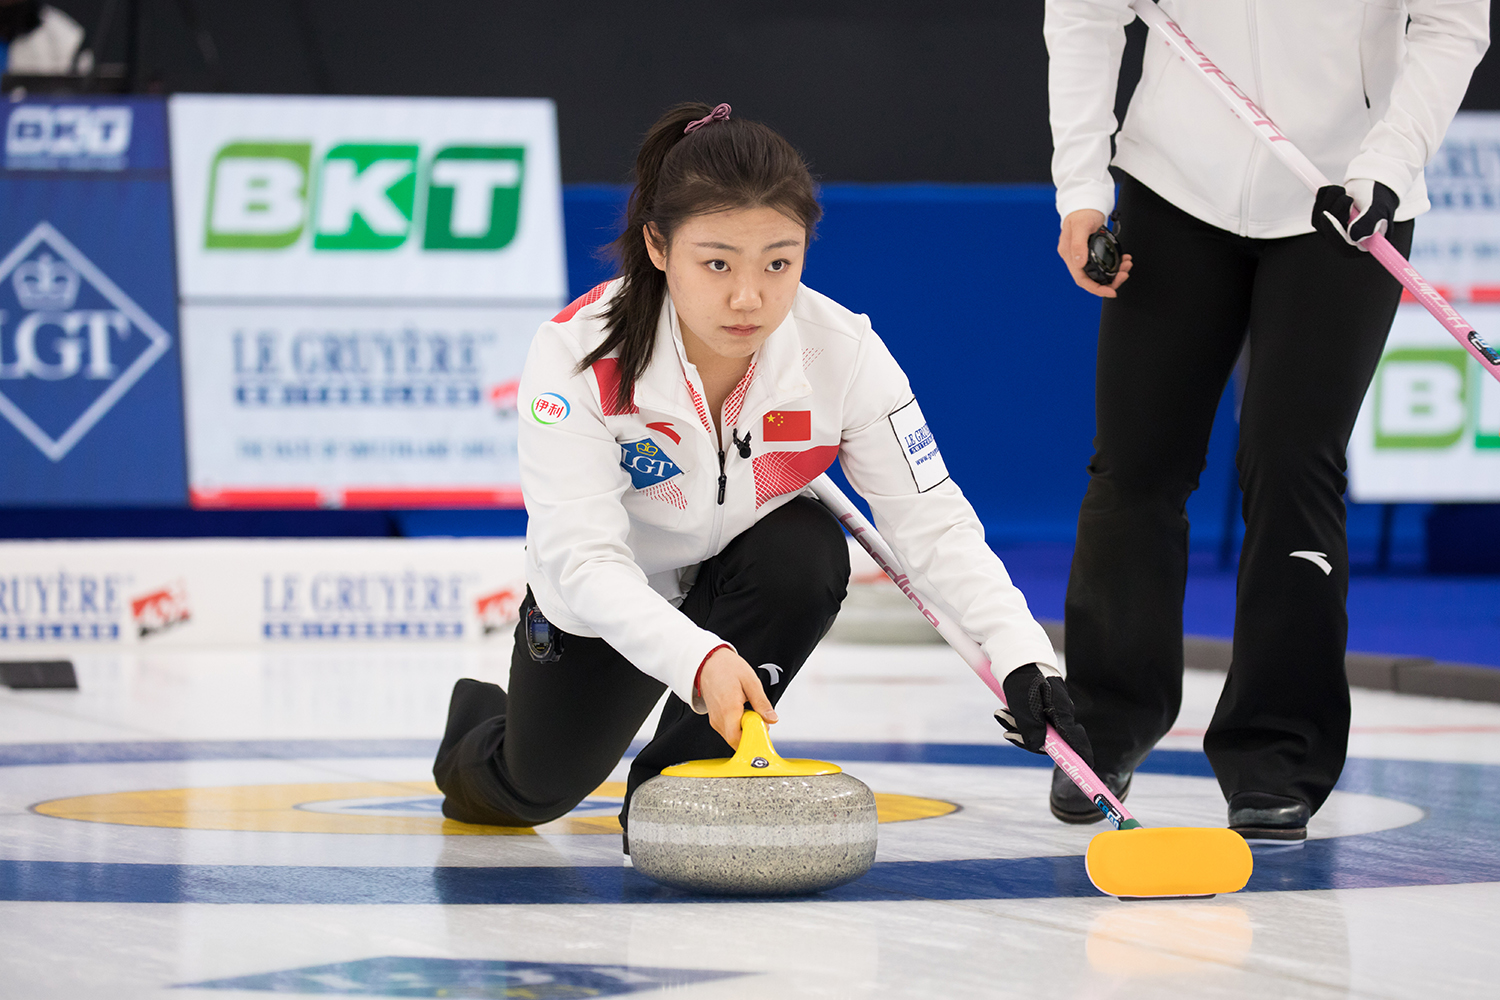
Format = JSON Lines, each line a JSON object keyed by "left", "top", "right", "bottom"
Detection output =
{"left": 994, "top": 664, "right": 1094, "bottom": 769}
{"left": 1312, "top": 180, "right": 1398, "bottom": 257}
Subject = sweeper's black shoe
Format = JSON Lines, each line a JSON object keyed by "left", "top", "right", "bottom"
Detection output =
{"left": 1228, "top": 792, "right": 1310, "bottom": 843}
{"left": 1049, "top": 766, "right": 1131, "bottom": 824}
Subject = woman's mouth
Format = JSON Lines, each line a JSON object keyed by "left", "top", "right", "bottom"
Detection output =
{"left": 723, "top": 325, "right": 759, "bottom": 337}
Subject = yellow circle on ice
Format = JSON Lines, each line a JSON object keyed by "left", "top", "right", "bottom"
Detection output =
{"left": 33, "top": 781, "right": 956, "bottom": 835}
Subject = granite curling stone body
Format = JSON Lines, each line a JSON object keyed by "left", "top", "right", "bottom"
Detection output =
{"left": 629, "top": 711, "right": 878, "bottom": 895}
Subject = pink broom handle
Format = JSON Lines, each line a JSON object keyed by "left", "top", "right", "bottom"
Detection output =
{"left": 1130, "top": 0, "right": 1500, "bottom": 381}
{"left": 809, "top": 475, "right": 1139, "bottom": 830}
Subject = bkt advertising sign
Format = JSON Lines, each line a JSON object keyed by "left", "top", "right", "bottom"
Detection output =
{"left": 0, "top": 97, "right": 186, "bottom": 504}
{"left": 4, "top": 104, "right": 134, "bottom": 171}
{"left": 206, "top": 141, "right": 523, "bottom": 252}
{"left": 169, "top": 96, "right": 564, "bottom": 508}
{"left": 1349, "top": 113, "right": 1500, "bottom": 501}
{"left": 168, "top": 95, "right": 565, "bottom": 301}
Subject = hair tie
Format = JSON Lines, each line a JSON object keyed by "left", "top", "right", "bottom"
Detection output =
{"left": 684, "top": 104, "right": 732, "bottom": 134}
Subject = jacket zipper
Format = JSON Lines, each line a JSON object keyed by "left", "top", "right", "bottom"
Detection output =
{"left": 703, "top": 417, "right": 730, "bottom": 562}
{"left": 715, "top": 430, "right": 753, "bottom": 506}
{"left": 706, "top": 422, "right": 753, "bottom": 560}
{"left": 704, "top": 444, "right": 727, "bottom": 562}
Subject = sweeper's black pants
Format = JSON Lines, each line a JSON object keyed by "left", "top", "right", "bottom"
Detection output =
{"left": 433, "top": 496, "right": 849, "bottom": 830}
{"left": 1065, "top": 174, "right": 1411, "bottom": 812}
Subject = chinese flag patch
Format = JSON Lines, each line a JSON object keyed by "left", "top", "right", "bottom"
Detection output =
{"left": 762, "top": 410, "right": 811, "bottom": 442}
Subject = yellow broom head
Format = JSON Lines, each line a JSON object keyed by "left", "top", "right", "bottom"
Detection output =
{"left": 1086, "top": 826, "right": 1254, "bottom": 898}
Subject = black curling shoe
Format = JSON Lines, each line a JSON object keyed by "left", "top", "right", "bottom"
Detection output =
{"left": 1228, "top": 792, "right": 1311, "bottom": 843}
{"left": 1049, "top": 766, "right": 1132, "bottom": 824}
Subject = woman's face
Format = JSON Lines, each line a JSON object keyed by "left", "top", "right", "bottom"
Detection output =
{"left": 646, "top": 205, "right": 806, "bottom": 364}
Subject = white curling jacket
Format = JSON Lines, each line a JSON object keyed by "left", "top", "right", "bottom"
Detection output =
{"left": 1047, "top": 0, "right": 1490, "bottom": 237}
{"left": 517, "top": 279, "right": 1058, "bottom": 709}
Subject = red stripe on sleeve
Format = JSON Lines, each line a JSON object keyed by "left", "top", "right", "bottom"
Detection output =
{"left": 591, "top": 358, "right": 639, "bottom": 415}
{"left": 552, "top": 282, "right": 610, "bottom": 323}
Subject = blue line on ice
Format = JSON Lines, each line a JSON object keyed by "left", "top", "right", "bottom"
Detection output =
{"left": 3, "top": 741, "right": 1492, "bottom": 903}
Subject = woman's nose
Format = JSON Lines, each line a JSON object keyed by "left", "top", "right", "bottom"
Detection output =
{"left": 729, "top": 278, "right": 762, "bottom": 311}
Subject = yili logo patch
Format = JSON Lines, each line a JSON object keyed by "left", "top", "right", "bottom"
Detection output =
{"left": 530, "top": 392, "right": 569, "bottom": 424}
{"left": 620, "top": 437, "right": 682, "bottom": 489}
{"left": 0, "top": 222, "right": 173, "bottom": 461}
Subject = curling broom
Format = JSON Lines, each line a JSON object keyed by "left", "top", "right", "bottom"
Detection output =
{"left": 1130, "top": 0, "right": 1500, "bottom": 381}
{"left": 810, "top": 474, "right": 1252, "bottom": 899}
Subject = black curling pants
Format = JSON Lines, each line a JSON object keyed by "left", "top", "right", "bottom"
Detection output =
{"left": 1064, "top": 174, "right": 1411, "bottom": 812}
{"left": 433, "top": 496, "right": 850, "bottom": 830}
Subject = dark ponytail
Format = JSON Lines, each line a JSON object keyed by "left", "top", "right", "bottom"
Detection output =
{"left": 579, "top": 102, "right": 821, "bottom": 412}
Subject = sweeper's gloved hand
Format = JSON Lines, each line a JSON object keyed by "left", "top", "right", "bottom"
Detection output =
{"left": 697, "top": 646, "right": 777, "bottom": 750}
{"left": 995, "top": 664, "right": 1095, "bottom": 768}
{"left": 1313, "top": 179, "right": 1399, "bottom": 257}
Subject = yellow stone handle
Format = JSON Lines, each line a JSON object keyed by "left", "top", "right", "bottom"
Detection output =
{"left": 732, "top": 709, "right": 779, "bottom": 766}
{"left": 660, "top": 709, "right": 843, "bottom": 778}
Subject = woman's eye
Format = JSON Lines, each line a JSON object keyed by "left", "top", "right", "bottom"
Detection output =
{"left": 768, "top": 259, "right": 790, "bottom": 272}
{"left": 707, "top": 260, "right": 728, "bottom": 272}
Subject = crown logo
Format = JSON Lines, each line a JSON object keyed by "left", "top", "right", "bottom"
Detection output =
{"left": 13, "top": 252, "right": 81, "bottom": 311}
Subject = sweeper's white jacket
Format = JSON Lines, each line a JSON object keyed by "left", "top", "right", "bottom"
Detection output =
{"left": 518, "top": 280, "right": 1058, "bottom": 709}
{"left": 1047, "top": 0, "right": 1490, "bottom": 237}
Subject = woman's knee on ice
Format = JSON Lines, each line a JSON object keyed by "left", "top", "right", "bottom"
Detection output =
{"left": 471, "top": 774, "right": 605, "bottom": 828}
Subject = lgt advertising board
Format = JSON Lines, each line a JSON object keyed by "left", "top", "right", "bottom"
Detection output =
{"left": 0, "top": 96, "right": 187, "bottom": 504}
{"left": 168, "top": 95, "right": 566, "bottom": 508}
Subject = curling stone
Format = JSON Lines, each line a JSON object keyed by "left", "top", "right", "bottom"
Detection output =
{"left": 628, "top": 710, "right": 878, "bottom": 895}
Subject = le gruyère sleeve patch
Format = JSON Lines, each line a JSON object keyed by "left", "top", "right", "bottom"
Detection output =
{"left": 888, "top": 398, "right": 949, "bottom": 493}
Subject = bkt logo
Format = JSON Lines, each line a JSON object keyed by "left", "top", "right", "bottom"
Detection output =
{"left": 4, "top": 105, "right": 133, "bottom": 170}
{"left": 1374, "top": 348, "right": 1500, "bottom": 450}
{"left": 0, "top": 223, "right": 172, "bottom": 461}
{"left": 205, "top": 142, "right": 524, "bottom": 252}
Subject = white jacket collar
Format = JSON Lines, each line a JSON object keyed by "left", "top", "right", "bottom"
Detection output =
{"left": 632, "top": 288, "right": 813, "bottom": 425}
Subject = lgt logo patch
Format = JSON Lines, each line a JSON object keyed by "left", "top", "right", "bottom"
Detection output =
{"left": 620, "top": 437, "right": 681, "bottom": 489}
{"left": 0, "top": 222, "right": 173, "bottom": 461}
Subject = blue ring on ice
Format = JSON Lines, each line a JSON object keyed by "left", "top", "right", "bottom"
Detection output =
{"left": 2, "top": 739, "right": 1495, "bottom": 904}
